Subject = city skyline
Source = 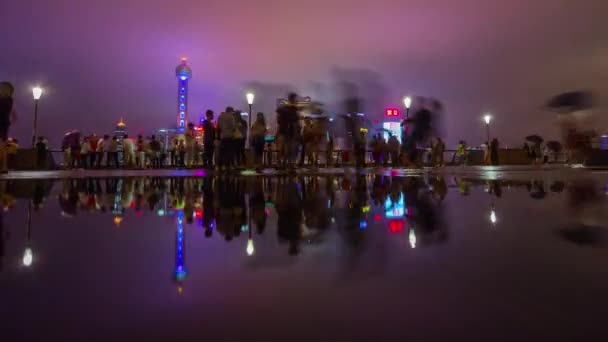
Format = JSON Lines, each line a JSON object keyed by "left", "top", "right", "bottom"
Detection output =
{"left": 1, "top": 0, "right": 607, "bottom": 146}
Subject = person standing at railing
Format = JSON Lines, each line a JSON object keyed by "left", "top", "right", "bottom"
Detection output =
{"left": 0, "top": 82, "right": 17, "bottom": 174}
{"left": 250, "top": 112, "right": 267, "bottom": 170}
{"left": 202, "top": 110, "right": 216, "bottom": 168}
{"left": 80, "top": 137, "right": 90, "bottom": 169}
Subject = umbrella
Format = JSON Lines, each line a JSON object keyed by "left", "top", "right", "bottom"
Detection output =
{"left": 546, "top": 141, "right": 563, "bottom": 153}
{"left": 62, "top": 130, "right": 80, "bottom": 148}
{"left": 546, "top": 91, "right": 594, "bottom": 112}
{"left": 525, "top": 135, "right": 544, "bottom": 144}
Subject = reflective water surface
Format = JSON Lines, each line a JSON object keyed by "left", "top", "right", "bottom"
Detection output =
{"left": 1, "top": 175, "right": 608, "bottom": 340}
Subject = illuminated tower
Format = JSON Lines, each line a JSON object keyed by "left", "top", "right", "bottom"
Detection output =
{"left": 175, "top": 58, "right": 193, "bottom": 130}
{"left": 174, "top": 210, "right": 187, "bottom": 293}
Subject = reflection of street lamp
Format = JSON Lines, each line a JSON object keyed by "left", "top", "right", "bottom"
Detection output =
{"left": 408, "top": 226, "right": 416, "bottom": 249}
{"left": 403, "top": 96, "right": 412, "bottom": 119}
{"left": 483, "top": 114, "right": 492, "bottom": 143}
{"left": 23, "top": 201, "right": 34, "bottom": 267}
{"left": 246, "top": 93, "right": 255, "bottom": 146}
{"left": 32, "top": 86, "right": 43, "bottom": 147}
{"left": 247, "top": 238, "right": 255, "bottom": 256}
{"left": 490, "top": 203, "right": 497, "bottom": 225}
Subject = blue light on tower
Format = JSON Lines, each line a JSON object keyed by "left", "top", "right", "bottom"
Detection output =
{"left": 175, "top": 58, "right": 192, "bottom": 130}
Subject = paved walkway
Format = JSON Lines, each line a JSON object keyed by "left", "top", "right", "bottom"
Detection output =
{"left": 1, "top": 165, "right": 606, "bottom": 181}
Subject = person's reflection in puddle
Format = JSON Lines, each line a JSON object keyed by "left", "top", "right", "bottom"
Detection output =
{"left": 202, "top": 178, "right": 216, "bottom": 238}
{"left": 530, "top": 180, "right": 547, "bottom": 200}
{"left": 216, "top": 178, "right": 236, "bottom": 241}
{"left": 371, "top": 175, "right": 388, "bottom": 206}
{"left": 489, "top": 180, "right": 502, "bottom": 198}
{"left": 250, "top": 178, "right": 267, "bottom": 235}
{"left": 429, "top": 175, "right": 447, "bottom": 203}
{"left": 276, "top": 176, "right": 303, "bottom": 255}
{"left": 404, "top": 177, "right": 447, "bottom": 246}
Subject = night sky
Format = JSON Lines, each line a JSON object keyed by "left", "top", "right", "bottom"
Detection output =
{"left": 1, "top": 0, "right": 607, "bottom": 146}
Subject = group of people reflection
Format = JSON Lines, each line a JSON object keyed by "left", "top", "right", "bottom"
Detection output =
{"left": 0, "top": 176, "right": 603, "bottom": 272}
{"left": 52, "top": 176, "right": 577, "bottom": 247}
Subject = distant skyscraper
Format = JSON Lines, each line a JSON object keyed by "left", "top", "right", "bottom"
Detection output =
{"left": 175, "top": 58, "right": 192, "bottom": 130}
{"left": 114, "top": 117, "right": 128, "bottom": 164}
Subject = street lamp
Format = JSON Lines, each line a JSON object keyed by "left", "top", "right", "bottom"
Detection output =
{"left": 483, "top": 114, "right": 492, "bottom": 143}
{"left": 31, "top": 86, "right": 43, "bottom": 147}
{"left": 403, "top": 96, "right": 412, "bottom": 119}
{"left": 246, "top": 92, "right": 255, "bottom": 141}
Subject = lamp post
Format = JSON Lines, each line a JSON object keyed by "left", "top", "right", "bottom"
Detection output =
{"left": 484, "top": 114, "right": 492, "bottom": 143}
{"left": 31, "top": 86, "right": 43, "bottom": 147}
{"left": 246, "top": 93, "right": 255, "bottom": 146}
{"left": 403, "top": 96, "right": 412, "bottom": 119}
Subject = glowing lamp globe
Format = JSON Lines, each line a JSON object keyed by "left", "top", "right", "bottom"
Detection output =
{"left": 484, "top": 114, "right": 492, "bottom": 125}
{"left": 32, "top": 86, "right": 43, "bottom": 100}
{"left": 246, "top": 93, "right": 255, "bottom": 105}
{"left": 403, "top": 96, "right": 412, "bottom": 109}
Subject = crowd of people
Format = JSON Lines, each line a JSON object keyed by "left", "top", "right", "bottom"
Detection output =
{"left": 56, "top": 92, "right": 449, "bottom": 171}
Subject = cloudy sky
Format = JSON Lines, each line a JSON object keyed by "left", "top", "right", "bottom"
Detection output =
{"left": 1, "top": 0, "right": 607, "bottom": 146}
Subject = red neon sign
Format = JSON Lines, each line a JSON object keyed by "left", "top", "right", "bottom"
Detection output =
{"left": 385, "top": 108, "right": 400, "bottom": 117}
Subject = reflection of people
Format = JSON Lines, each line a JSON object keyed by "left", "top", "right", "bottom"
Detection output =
{"left": 276, "top": 178, "right": 302, "bottom": 255}
{"left": 202, "top": 178, "right": 216, "bottom": 237}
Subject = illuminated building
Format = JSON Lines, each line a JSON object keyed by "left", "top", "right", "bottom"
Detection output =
{"left": 114, "top": 118, "right": 128, "bottom": 164}
{"left": 174, "top": 210, "right": 187, "bottom": 291}
{"left": 175, "top": 58, "right": 193, "bottom": 130}
{"left": 382, "top": 108, "right": 403, "bottom": 143}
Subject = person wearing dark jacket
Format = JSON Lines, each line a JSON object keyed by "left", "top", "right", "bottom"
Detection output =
{"left": 202, "top": 110, "right": 216, "bottom": 168}
{"left": 0, "top": 82, "right": 16, "bottom": 173}
{"left": 490, "top": 138, "right": 500, "bottom": 166}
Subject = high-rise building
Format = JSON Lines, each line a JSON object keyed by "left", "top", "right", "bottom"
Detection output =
{"left": 175, "top": 58, "right": 192, "bottom": 130}
{"left": 114, "top": 117, "right": 128, "bottom": 164}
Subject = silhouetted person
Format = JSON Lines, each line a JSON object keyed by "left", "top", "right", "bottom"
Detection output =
{"left": 35, "top": 136, "right": 47, "bottom": 169}
{"left": 217, "top": 107, "right": 236, "bottom": 170}
{"left": 491, "top": 138, "right": 500, "bottom": 166}
{"left": 202, "top": 110, "right": 216, "bottom": 168}
{"left": 276, "top": 93, "right": 300, "bottom": 169}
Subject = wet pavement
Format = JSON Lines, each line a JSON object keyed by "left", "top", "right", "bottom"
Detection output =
{"left": 1, "top": 175, "right": 608, "bottom": 340}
